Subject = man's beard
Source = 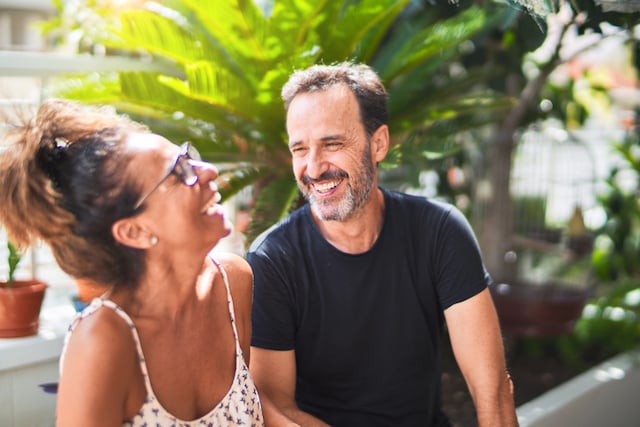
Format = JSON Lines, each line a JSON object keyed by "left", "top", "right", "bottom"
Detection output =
{"left": 300, "top": 146, "right": 375, "bottom": 221}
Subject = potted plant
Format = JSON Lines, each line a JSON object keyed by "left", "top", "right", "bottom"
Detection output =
{"left": 0, "top": 241, "right": 48, "bottom": 338}
{"left": 490, "top": 240, "right": 595, "bottom": 338}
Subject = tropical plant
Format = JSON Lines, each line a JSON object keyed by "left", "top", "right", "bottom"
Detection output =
{"left": 592, "top": 131, "right": 640, "bottom": 283}
{"left": 460, "top": 0, "right": 639, "bottom": 281}
{"left": 0, "top": 238, "right": 48, "bottom": 338}
{"left": 43, "top": 0, "right": 515, "bottom": 242}
{"left": 4, "top": 240, "right": 22, "bottom": 287}
{"left": 486, "top": 0, "right": 640, "bottom": 365}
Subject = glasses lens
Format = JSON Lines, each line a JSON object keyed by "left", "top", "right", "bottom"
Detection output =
{"left": 133, "top": 143, "right": 200, "bottom": 210}
{"left": 185, "top": 143, "right": 202, "bottom": 162}
{"left": 173, "top": 143, "right": 199, "bottom": 186}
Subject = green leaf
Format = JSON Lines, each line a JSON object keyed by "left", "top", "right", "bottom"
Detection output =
{"left": 217, "top": 164, "right": 268, "bottom": 202}
{"left": 7, "top": 241, "right": 22, "bottom": 286}
{"left": 119, "top": 72, "right": 258, "bottom": 134}
{"left": 182, "top": 0, "right": 269, "bottom": 66}
{"left": 323, "top": 0, "right": 409, "bottom": 62}
{"left": 246, "top": 173, "right": 300, "bottom": 243}
{"left": 378, "top": 6, "right": 488, "bottom": 82}
{"left": 119, "top": 10, "right": 206, "bottom": 62}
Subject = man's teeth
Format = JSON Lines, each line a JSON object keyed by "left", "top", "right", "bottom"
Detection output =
{"left": 214, "top": 192, "right": 222, "bottom": 203}
{"left": 314, "top": 181, "right": 338, "bottom": 193}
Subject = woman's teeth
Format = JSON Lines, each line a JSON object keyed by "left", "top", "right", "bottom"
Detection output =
{"left": 202, "top": 194, "right": 221, "bottom": 215}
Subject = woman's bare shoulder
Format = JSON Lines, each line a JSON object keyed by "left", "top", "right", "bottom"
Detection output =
{"left": 212, "top": 252, "right": 253, "bottom": 283}
{"left": 59, "top": 304, "right": 138, "bottom": 417}
{"left": 64, "top": 305, "right": 136, "bottom": 366}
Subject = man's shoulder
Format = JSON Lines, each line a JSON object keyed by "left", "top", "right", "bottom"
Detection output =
{"left": 383, "top": 188, "right": 454, "bottom": 216}
{"left": 247, "top": 205, "right": 309, "bottom": 254}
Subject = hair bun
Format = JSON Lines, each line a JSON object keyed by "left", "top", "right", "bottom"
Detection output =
{"left": 36, "top": 137, "right": 69, "bottom": 190}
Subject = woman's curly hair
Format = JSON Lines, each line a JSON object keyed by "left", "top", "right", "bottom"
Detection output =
{"left": 0, "top": 99, "right": 150, "bottom": 288}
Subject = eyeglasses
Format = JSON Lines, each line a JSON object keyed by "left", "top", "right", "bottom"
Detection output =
{"left": 133, "top": 142, "right": 202, "bottom": 210}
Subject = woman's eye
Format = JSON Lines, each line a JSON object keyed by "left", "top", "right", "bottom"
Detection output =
{"left": 167, "top": 174, "right": 182, "bottom": 186}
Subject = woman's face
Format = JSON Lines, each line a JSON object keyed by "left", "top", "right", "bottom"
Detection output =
{"left": 125, "top": 133, "right": 232, "bottom": 252}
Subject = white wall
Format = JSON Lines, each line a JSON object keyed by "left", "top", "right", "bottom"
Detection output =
{"left": 517, "top": 348, "right": 640, "bottom": 427}
{"left": 0, "top": 288, "right": 75, "bottom": 427}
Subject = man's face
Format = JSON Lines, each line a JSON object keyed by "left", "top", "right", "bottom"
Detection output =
{"left": 286, "top": 85, "right": 376, "bottom": 221}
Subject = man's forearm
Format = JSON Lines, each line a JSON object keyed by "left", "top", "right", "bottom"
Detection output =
{"left": 260, "top": 393, "right": 331, "bottom": 427}
{"left": 474, "top": 372, "right": 519, "bottom": 427}
{"left": 282, "top": 407, "right": 331, "bottom": 427}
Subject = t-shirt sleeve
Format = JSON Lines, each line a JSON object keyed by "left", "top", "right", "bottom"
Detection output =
{"left": 246, "top": 245, "right": 297, "bottom": 351}
{"left": 432, "top": 205, "right": 491, "bottom": 310}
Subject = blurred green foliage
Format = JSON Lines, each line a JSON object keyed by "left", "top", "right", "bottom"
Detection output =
{"left": 43, "top": 0, "right": 515, "bottom": 242}
{"left": 515, "top": 129, "right": 640, "bottom": 367}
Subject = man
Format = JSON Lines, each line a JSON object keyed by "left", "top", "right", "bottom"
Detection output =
{"left": 247, "top": 62, "right": 518, "bottom": 427}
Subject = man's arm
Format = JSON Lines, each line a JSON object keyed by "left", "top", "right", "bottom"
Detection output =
{"left": 444, "top": 288, "right": 519, "bottom": 427}
{"left": 250, "top": 347, "right": 331, "bottom": 427}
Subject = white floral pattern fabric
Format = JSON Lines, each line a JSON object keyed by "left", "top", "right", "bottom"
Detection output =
{"left": 61, "top": 258, "right": 264, "bottom": 427}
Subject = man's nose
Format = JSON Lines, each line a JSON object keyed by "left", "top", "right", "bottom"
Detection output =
{"left": 305, "top": 148, "right": 328, "bottom": 180}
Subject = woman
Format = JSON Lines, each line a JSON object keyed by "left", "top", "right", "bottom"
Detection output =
{"left": 0, "top": 99, "right": 264, "bottom": 426}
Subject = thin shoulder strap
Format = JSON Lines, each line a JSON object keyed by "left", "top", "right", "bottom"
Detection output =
{"left": 100, "top": 300, "right": 156, "bottom": 399}
{"left": 63, "top": 298, "right": 156, "bottom": 399}
{"left": 209, "top": 256, "right": 242, "bottom": 354}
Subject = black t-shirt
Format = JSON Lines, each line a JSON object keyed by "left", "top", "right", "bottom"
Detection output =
{"left": 247, "top": 189, "right": 490, "bottom": 427}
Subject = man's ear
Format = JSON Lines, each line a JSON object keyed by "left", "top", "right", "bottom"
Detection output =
{"left": 112, "top": 218, "right": 152, "bottom": 249}
{"left": 371, "top": 125, "right": 390, "bottom": 163}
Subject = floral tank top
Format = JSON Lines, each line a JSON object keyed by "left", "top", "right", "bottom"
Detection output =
{"left": 61, "top": 259, "right": 264, "bottom": 427}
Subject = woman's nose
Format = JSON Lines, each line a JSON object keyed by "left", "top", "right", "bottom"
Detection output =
{"left": 192, "top": 160, "right": 219, "bottom": 182}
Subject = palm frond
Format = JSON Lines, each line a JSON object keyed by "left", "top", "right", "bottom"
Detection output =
{"left": 388, "top": 106, "right": 514, "bottom": 167}
{"left": 184, "top": 61, "right": 257, "bottom": 111}
{"left": 378, "top": 6, "right": 488, "bottom": 82}
{"left": 118, "top": 10, "right": 205, "bottom": 63}
{"left": 269, "top": 0, "right": 330, "bottom": 56}
{"left": 118, "top": 72, "right": 259, "bottom": 135}
{"left": 246, "top": 173, "right": 300, "bottom": 242}
{"left": 358, "top": 0, "right": 411, "bottom": 63}
{"left": 47, "top": 0, "right": 516, "bottom": 240}
{"left": 391, "top": 93, "right": 516, "bottom": 132}
{"left": 216, "top": 164, "right": 268, "bottom": 202}
{"left": 182, "top": 0, "right": 269, "bottom": 68}
{"left": 323, "top": 0, "right": 409, "bottom": 61}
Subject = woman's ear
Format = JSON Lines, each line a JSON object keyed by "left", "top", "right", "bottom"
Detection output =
{"left": 112, "top": 218, "right": 154, "bottom": 249}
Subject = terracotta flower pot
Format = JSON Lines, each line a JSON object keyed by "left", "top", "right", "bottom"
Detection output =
{"left": 0, "top": 279, "right": 48, "bottom": 338}
{"left": 490, "top": 281, "right": 593, "bottom": 337}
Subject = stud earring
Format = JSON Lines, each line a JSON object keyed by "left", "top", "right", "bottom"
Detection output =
{"left": 150, "top": 236, "right": 158, "bottom": 246}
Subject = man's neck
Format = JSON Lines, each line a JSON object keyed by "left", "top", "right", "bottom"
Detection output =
{"left": 312, "top": 188, "right": 385, "bottom": 254}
